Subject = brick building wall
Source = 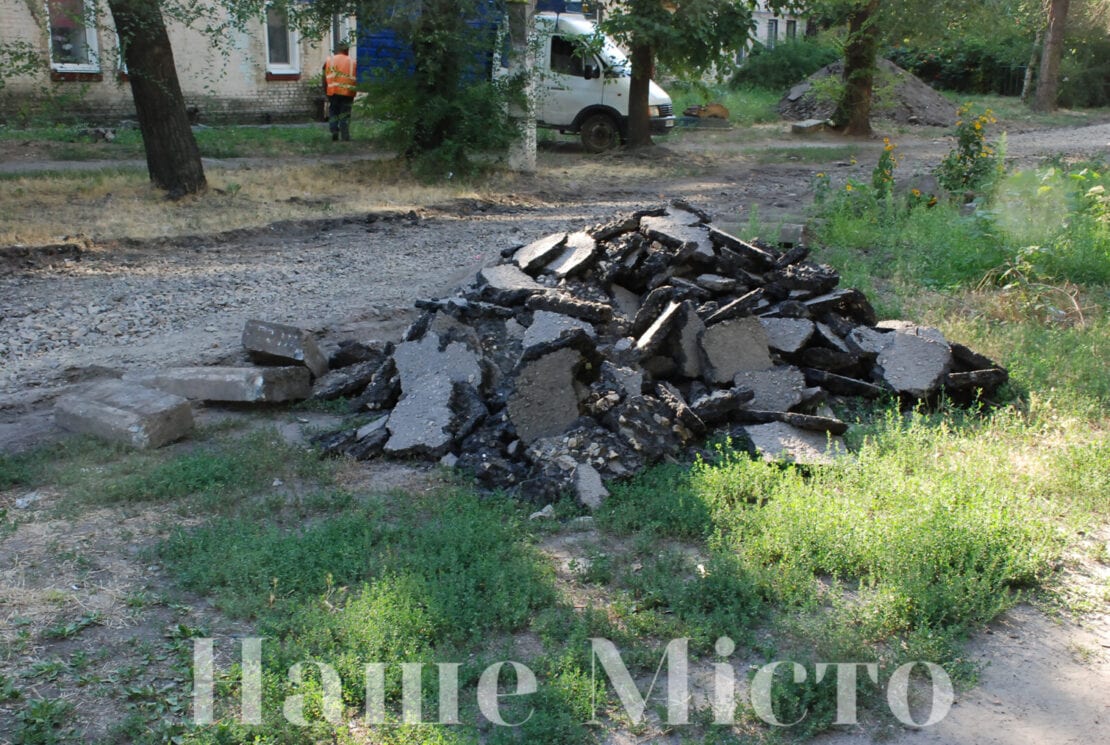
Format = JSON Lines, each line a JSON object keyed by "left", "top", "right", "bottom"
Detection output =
{"left": 0, "top": 0, "right": 331, "bottom": 125}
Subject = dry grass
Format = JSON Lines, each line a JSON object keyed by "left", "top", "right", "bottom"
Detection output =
{"left": 0, "top": 159, "right": 479, "bottom": 244}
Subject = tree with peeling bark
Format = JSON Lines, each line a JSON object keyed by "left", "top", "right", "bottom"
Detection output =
{"left": 805, "top": 0, "right": 971, "bottom": 136}
{"left": 5, "top": 0, "right": 209, "bottom": 196}
{"left": 599, "top": 1, "right": 771, "bottom": 149}
{"left": 108, "top": 0, "right": 206, "bottom": 197}
{"left": 832, "top": 0, "right": 881, "bottom": 135}
{"left": 1032, "top": 0, "right": 1071, "bottom": 111}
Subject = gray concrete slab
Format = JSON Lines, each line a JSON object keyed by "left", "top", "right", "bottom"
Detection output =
{"left": 574, "top": 461, "right": 609, "bottom": 509}
{"left": 609, "top": 284, "right": 641, "bottom": 319}
{"left": 127, "top": 366, "right": 311, "bottom": 403}
{"left": 733, "top": 366, "right": 807, "bottom": 412}
{"left": 674, "top": 301, "right": 705, "bottom": 378}
{"left": 523, "top": 310, "right": 595, "bottom": 352}
{"left": 514, "top": 232, "right": 567, "bottom": 273}
{"left": 55, "top": 379, "right": 193, "bottom": 449}
{"left": 479, "top": 264, "right": 547, "bottom": 304}
{"left": 635, "top": 300, "right": 682, "bottom": 357}
{"left": 544, "top": 231, "right": 598, "bottom": 278}
{"left": 875, "top": 330, "right": 952, "bottom": 397}
{"left": 241, "top": 319, "right": 328, "bottom": 378}
{"left": 743, "top": 421, "right": 845, "bottom": 465}
{"left": 699, "top": 316, "right": 773, "bottom": 383}
{"left": 761, "top": 317, "right": 815, "bottom": 354}
{"left": 507, "top": 346, "right": 583, "bottom": 443}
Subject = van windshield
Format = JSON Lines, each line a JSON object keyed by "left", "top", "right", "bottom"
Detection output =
{"left": 599, "top": 38, "right": 630, "bottom": 77}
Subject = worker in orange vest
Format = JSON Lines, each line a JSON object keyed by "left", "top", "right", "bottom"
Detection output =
{"left": 323, "top": 42, "right": 357, "bottom": 141}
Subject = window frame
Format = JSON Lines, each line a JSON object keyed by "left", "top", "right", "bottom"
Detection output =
{"left": 766, "top": 18, "right": 779, "bottom": 50}
{"left": 550, "top": 35, "right": 587, "bottom": 78}
{"left": 46, "top": 0, "right": 100, "bottom": 74}
{"left": 331, "top": 14, "right": 355, "bottom": 57}
{"left": 265, "top": 6, "right": 300, "bottom": 77}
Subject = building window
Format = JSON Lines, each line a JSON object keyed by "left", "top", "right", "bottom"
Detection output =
{"left": 114, "top": 31, "right": 128, "bottom": 77}
{"left": 786, "top": 19, "right": 797, "bottom": 40}
{"left": 766, "top": 19, "right": 779, "bottom": 50}
{"left": 47, "top": 0, "right": 99, "bottom": 72}
{"left": 266, "top": 7, "right": 299, "bottom": 75}
{"left": 331, "top": 14, "right": 354, "bottom": 55}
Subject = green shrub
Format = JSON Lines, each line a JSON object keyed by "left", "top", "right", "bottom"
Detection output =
{"left": 731, "top": 39, "right": 840, "bottom": 91}
{"left": 886, "top": 37, "right": 1028, "bottom": 96}
{"left": 935, "top": 104, "right": 1003, "bottom": 194}
{"left": 1059, "top": 35, "right": 1110, "bottom": 108}
{"left": 989, "top": 163, "right": 1110, "bottom": 284}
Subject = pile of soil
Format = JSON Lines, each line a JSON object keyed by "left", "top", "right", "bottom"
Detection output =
{"left": 778, "top": 58, "right": 958, "bottom": 127}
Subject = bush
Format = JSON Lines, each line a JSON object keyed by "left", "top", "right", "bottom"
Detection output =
{"left": 886, "top": 37, "right": 1029, "bottom": 96}
{"left": 731, "top": 39, "right": 839, "bottom": 91}
{"left": 1059, "top": 36, "right": 1110, "bottom": 109}
{"left": 934, "top": 104, "right": 1003, "bottom": 194}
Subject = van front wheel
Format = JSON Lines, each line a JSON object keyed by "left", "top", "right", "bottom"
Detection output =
{"left": 579, "top": 113, "right": 620, "bottom": 153}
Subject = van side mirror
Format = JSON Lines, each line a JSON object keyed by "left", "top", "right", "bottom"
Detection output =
{"left": 583, "top": 64, "right": 600, "bottom": 80}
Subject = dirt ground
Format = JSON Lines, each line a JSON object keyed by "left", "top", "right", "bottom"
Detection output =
{"left": 1, "top": 119, "right": 1109, "bottom": 743}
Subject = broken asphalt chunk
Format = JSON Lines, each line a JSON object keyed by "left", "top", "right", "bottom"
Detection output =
{"left": 242, "top": 319, "right": 328, "bottom": 378}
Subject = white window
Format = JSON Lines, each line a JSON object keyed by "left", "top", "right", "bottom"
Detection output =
{"left": 266, "top": 7, "right": 299, "bottom": 74}
{"left": 47, "top": 0, "right": 99, "bottom": 72}
{"left": 331, "top": 14, "right": 354, "bottom": 56}
{"left": 786, "top": 19, "right": 797, "bottom": 41}
{"left": 766, "top": 19, "right": 779, "bottom": 50}
{"left": 115, "top": 32, "right": 127, "bottom": 75}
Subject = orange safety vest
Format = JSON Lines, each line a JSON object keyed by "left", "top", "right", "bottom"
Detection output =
{"left": 324, "top": 53, "right": 357, "bottom": 97}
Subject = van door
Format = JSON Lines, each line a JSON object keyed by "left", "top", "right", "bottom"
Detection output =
{"left": 538, "top": 34, "right": 605, "bottom": 128}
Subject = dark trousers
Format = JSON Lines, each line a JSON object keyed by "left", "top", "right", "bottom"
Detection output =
{"left": 328, "top": 94, "right": 354, "bottom": 140}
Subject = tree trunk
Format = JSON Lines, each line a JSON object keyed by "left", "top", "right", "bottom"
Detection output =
{"left": 1021, "top": 29, "right": 1042, "bottom": 103}
{"left": 833, "top": 0, "right": 881, "bottom": 137}
{"left": 107, "top": 0, "right": 205, "bottom": 197}
{"left": 1032, "top": 0, "right": 1070, "bottom": 112}
{"left": 410, "top": 0, "right": 462, "bottom": 155}
{"left": 626, "top": 42, "right": 654, "bottom": 149}
{"left": 506, "top": 0, "right": 536, "bottom": 172}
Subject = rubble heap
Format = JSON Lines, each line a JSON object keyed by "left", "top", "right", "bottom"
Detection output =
{"left": 310, "top": 203, "right": 1008, "bottom": 505}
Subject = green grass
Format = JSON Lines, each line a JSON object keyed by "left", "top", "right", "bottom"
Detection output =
{"left": 0, "top": 120, "right": 388, "bottom": 161}
{"left": 812, "top": 197, "right": 1009, "bottom": 292}
{"left": 933, "top": 303, "right": 1110, "bottom": 408}
{"left": 592, "top": 400, "right": 1107, "bottom": 735}
{"left": 157, "top": 488, "right": 573, "bottom": 744}
{"left": 190, "top": 121, "right": 387, "bottom": 158}
{"left": 11, "top": 696, "right": 74, "bottom": 745}
{"left": 668, "top": 82, "right": 782, "bottom": 126}
{"left": 160, "top": 489, "right": 554, "bottom": 629}
{"left": 743, "top": 144, "right": 862, "bottom": 165}
{"left": 1, "top": 428, "right": 332, "bottom": 513}
{"left": 941, "top": 92, "right": 1110, "bottom": 129}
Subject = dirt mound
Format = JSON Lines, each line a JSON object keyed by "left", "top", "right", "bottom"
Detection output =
{"left": 778, "top": 58, "right": 958, "bottom": 127}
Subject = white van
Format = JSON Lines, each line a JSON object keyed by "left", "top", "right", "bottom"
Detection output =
{"left": 532, "top": 12, "right": 676, "bottom": 152}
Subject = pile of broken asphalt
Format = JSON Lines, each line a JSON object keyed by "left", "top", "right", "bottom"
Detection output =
{"left": 305, "top": 201, "right": 1008, "bottom": 505}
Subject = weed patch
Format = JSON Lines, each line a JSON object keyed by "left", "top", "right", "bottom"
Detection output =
{"left": 159, "top": 489, "right": 563, "bottom": 742}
